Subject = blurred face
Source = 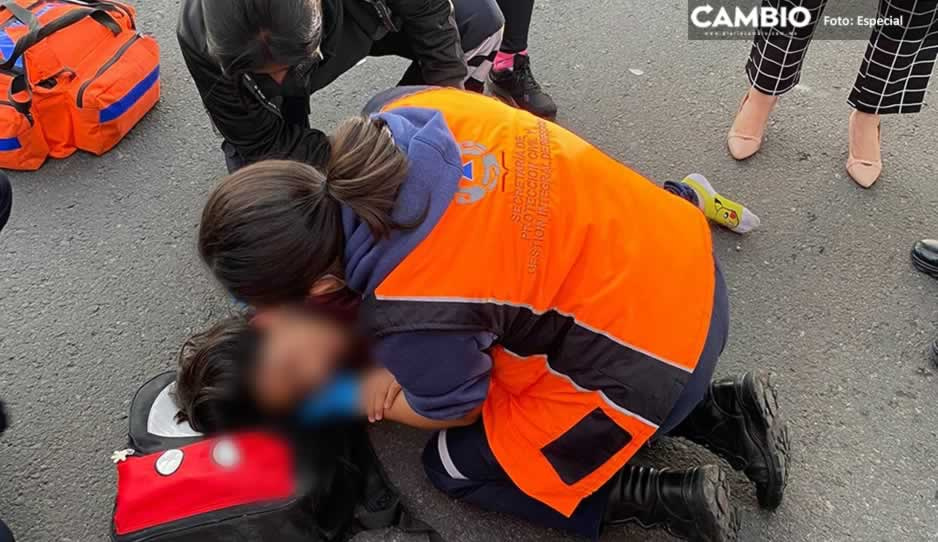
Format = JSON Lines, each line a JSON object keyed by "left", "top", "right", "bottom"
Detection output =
{"left": 254, "top": 63, "right": 291, "bottom": 85}
{"left": 253, "top": 48, "right": 322, "bottom": 85}
{"left": 250, "top": 307, "right": 351, "bottom": 412}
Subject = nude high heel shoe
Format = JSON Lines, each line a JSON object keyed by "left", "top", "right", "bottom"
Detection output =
{"left": 727, "top": 88, "right": 778, "bottom": 161}
{"left": 846, "top": 110, "right": 882, "bottom": 188}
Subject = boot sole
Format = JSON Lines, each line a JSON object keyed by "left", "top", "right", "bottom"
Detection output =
{"left": 682, "top": 465, "right": 740, "bottom": 542}
{"left": 738, "top": 371, "right": 791, "bottom": 510}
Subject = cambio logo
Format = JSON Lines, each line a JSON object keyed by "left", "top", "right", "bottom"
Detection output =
{"left": 691, "top": 4, "right": 812, "bottom": 29}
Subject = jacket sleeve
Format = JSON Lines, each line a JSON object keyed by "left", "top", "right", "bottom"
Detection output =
{"left": 177, "top": 39, "right": 332, "bottom": 168}
{"left": 386, "top": 0, "right": 467, "bottom": 88}
{"left": 374, "top": 330, "right": 494, "bottom": 420}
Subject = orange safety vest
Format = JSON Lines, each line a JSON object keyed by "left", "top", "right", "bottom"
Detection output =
{"left": 369, "top": 88, "right": 716, "bottom": 516}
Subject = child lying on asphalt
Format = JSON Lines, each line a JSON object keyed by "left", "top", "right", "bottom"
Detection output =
{"left": 173, "top": 306, "right": 389, "bottom": 434}
{"left": 174, "top": 300, "right": 788, "bottom": 542}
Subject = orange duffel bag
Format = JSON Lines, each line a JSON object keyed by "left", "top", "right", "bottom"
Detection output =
{"left": 0, "top": 0, "right": 159, "bottom": 170}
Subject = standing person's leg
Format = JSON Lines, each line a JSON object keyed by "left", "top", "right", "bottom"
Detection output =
{"left": 496, "top": 0, "right": 534, "bottom": 55}
{"left": 382, "top": 0, "right": 504, "bottom": 92}
{"left": 0, "top": 171, "right": 11, "bottom": 233}
{"left": 728, "top": 0, "right": 829, "bottom": 160}
{"left": 0, "top": 519, "right": 13, "bottom": 542}
{"left": 0, "top": 395, "right": 11, "bottom": 542}
{"left": 489, "top": 0, "right": 558, "bottom": 118}
{"left": 849, "top": 0, "right": 938, "bottom": 114}
{"left": 454, "top": 0, "right": 505, "bottom": 92}
{"left": 745, "top": 0, "right": 829, "bottom": 96}
{"left": 845, "top": 0, "right": 938, "bottom": 187}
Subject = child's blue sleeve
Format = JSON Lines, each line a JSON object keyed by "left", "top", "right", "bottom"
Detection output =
{"left": 296, "top": 373, "right": 362, "bottom": 425}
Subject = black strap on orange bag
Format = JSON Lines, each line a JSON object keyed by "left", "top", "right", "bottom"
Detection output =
{"left": 60, "top": 0, "right": 135, "bottom": 25}
{"left": 0, "top": 0, "right": 39, "bottom": 35}
{"left": 6, "top": 73, "right": 31, "bottom": 120}
{"left": 0, "top": 5, "right": 121, "bottom": 71}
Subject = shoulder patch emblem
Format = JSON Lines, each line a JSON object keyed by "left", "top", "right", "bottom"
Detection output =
{"left": 457, "top": 141, "right": 501, "bottom": 205}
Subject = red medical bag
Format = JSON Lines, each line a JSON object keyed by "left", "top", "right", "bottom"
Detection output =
{"left": 111, "top": 432, "right": 318, "bottom": 542}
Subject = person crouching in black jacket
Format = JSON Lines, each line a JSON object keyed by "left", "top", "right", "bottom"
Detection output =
{"left": 177, "top": 0, "right": 504, "bottom": 172}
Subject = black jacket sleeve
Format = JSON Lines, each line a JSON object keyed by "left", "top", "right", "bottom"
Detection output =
{"left": 387, "top": 0, "right": 467, "bottom": 88}
{"left": 177, "top": 39, "right": 332, "bottom": 168}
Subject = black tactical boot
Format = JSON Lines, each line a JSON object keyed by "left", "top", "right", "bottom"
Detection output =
{"left": 604, "top": 464, "right": 739, "bottom": 542}
{"left": 672, "top": 371, "right": 791, "bottom": 510}
{"left": 488, "top": 54, "right": 558, "bottom": 119}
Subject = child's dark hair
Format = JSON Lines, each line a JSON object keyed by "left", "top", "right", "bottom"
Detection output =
{"left": 198, "top": 116, "right": 411, "bottom": 306}
{"left": 174, "top": 315, "right": 260, "bottom": 433}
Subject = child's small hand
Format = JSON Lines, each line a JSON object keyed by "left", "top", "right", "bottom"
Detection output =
{"left": 362, "top": 368, "right": 402, "bottom": 422}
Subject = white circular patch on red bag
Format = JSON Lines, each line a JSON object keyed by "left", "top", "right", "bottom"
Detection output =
{"left": 155, "top": 449, "right": 184, "bottom": 476}
{"left": 212, "top": 439, "right": 240, "bottom": 469}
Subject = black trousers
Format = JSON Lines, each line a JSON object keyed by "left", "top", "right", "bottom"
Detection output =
{"left": 0, "top": 519, "right": 13, "bottom": 542}
{"left": 0, "top": 171, "right": 11, "bottom": 233}
{"left": 748, "top": 0, "right": 938, "bottom": 113}
{"left": 496, "top": 0, "right": 535, "bottom": 53}
{"left": 371, "top": 0, "right": 504, "bottom": 92}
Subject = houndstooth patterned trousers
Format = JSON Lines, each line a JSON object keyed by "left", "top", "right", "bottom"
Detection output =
{"left": 747, "top": 0, "right": 938, "bottom": 113}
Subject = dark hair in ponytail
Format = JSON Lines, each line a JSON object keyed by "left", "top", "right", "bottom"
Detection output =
{"left": 198, "top": 116, "right": 410, "bottom": 306}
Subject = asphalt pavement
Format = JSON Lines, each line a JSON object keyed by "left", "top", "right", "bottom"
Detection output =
{"left": 1, "top": 1, "right": 938, "bottom": 541}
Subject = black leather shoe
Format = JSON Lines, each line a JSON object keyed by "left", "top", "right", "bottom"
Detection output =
{"left": 489, "top": 54, "right": 558, "bottom": 119}
{"left": 604, "top": 464, "right": 739, "bottom": 542}
{"left": 931, "top": 338, "right": 938, "bottom": 367}
{"left": 672, "top": 371, "right": 790, "bottom": 510}
{"left": 911, "top": 239, "right": 938, "bottom": 278}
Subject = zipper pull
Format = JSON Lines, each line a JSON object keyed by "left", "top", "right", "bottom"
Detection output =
{"left": 111, "top": 448, "right": 135, "bottom": 463}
